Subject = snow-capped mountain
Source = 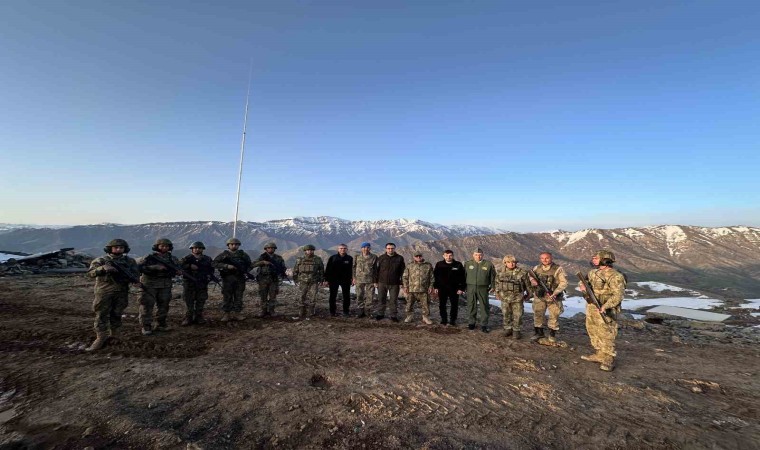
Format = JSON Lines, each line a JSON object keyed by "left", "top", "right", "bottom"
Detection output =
{"left": 0, "top": 216, "right": 501, "bottom": 257}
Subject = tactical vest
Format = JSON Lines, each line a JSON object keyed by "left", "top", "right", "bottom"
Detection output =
{"left": 589, "top": 269, "right": 626, "bottom": 302}
{"left": 533, "top": 263, "right": 561, "bottom": 291}
{"left": 498, "top": 268, "right": 526, "bottom": 293}
{"left": 296, "top": 256, "right": 321, "bottom": 281}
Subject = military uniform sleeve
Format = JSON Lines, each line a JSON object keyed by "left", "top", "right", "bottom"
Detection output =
{"left": 180, "top": 255, "right": 192, "bottom": 271}
{"left": 427, "top": 265, "right": 435, "bottom": 288}
{"left": 138, "top": 255, "right": 160, "bottom": 274}
{"left": 553, "top": 267, "right": 568, "bottom": 296}
{"left": 402, "top": 266, "right": 410, "bottom": 289}
{"left": 315, "top": 257, "right": 325, "bottom": 283}
{"left": 352, "top": 256, "right": 358, "bottom": 280}
{"left": 292, "top": 258, "right": 301, "bottom": 280}
{"left": 489, "top": 263, "right": 496, "bottom": 289}
{"left": 398, "top": 259, "right": 406, "bottom": 284}
{"left": 87, "top": 257, "right": 106, "bottom": 278}
{"left": 212, "top": 252, "right": 229, "bottom": 270}
{"left": 604, "top": 272, "right": 626, "bottom": 309}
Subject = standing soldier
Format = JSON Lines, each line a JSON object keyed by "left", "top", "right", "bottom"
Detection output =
{"left": 251, "top": 242, "right": 286, "bottom": 317}
{"left": 180, "top": 241, "right": 214, "bottom": 325}
{"left": 464, "top": 248, "right": 496, "bottom": 332}
{"left": 353, "top": 242, "right": 377, "bottom": 318}
{"left": 138, "top": 238, "right": 181, "bottom": 335}
{"left": 374, "top": 242, "right": 405, "bottom": 322}
{"left": 433, "top": 249, "right": 466, "bottom": 326}
{"left": 402, "top": 251, "right": 435, "bottom": 324}
{"left": 213, "top": 238, "right": 253, "bottom": 322}
{"left": 292, "top": 245, "right": 325, "bottom": 319}
{"left": 85, "top": 239, "right": 139, "bottom": 351}
{"left": 578, "top": 250, "right": 626, "bottom": 372}
{"left": 495, "top": 255, "right": 530, "bottom": 339}
{"left": 528, "top": 252, "right": 568, "bottom": 342}
{"left": 324, "top": 244, "right": 354, "bottom": 317}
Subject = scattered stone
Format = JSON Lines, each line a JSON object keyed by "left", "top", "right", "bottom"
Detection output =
{"left": 0, "top": 248, "right": 92, "bottom": 276}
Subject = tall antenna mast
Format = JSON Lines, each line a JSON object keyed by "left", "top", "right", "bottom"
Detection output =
{"left": 233, "top": 60, "right": 253, "bottom": 238}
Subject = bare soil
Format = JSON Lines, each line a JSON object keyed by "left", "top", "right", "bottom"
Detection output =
{"left": 0, "top": 275, "right": 758, "bottom": 449}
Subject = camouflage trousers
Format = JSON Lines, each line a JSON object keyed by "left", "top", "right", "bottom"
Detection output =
{"left": 375, "top": 284, "right": 400, "bottom": 319}
{"left": 585, "top": 303, "right": 618, "bottom": 363}
{"left": 258, "top": 279, "right": 279, "bottom": 314}
{"left": 355, "top": 283, "right": 375, "bottom": 313}
{"left": 467, "top": 286, "right": 491, "bottom": 327}
{"left": 92, "top": 289, "right": 129, "bottom": 332}
{"left": 405, "top": 292, "right": 430, "bottom": 318}
{"left": 499, "top": 294, "right": 524, "bottom": 331}
{"left": 139, "top": 286, "right": 172, "bottom": 328}
{"left": 221, "top": 275, "right": 246, "bottom": 313}
{"left": 297, "top": 281, "right": 319, "bottom": 314}
{"left": 533, "top": 297, "right": 564, "bottom": 330}
{"left": 183, "top": 282, "right": 208, "bottom": 318}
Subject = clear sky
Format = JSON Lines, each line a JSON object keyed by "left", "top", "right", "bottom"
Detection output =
{"left": 2, "top": 1, "right": 759, "bottom": 232}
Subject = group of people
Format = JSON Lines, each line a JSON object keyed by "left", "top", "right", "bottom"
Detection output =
{"left": 85, "top": 238, "right": 625, "bottom": 371}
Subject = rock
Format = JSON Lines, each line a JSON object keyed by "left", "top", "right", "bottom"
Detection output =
{"left": 696, "top": 331, "right": 728, "bottom": 339}
{"left": 571, "top": 312, "right": 586, "bottom": 322}
{"left": 690, "top": 321, "right": 726, "bottom": 331}
{"left": 82, "top": 426, "right": 95, "bottom": 437}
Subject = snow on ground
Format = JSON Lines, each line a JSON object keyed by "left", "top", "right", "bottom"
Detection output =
{"left": 751, "top": 313, "right": 760, "bottom": 318}
{"left": 634, "top": 281, "right": 702, "bottom": 297}
{"left": 623, "top": 228, "right": 644, "bottom": 239}
{"left": 0, "top": 253, "right": 21, "bottom": 263}
{"left": 490, "top": 296, "right": 588, "bottom": 318}
{"left": 625, "top": 289, "right": 640, "bottom": 297}
{"left": 735, "top": 299, "right": 760, "bottom": 310}
{"left": 631, "top": 314, "right": 646, "bottom": 320}
{"left": 624, "top": 297, "right": 723, "bottom": 310}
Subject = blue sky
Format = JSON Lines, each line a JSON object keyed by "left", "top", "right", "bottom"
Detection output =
{"left": 1, "top": 1, "right": 759, "bottom": 231}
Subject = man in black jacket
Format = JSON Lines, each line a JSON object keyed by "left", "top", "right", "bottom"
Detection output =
{"left": 324, "top": 244, "right": 354, "bottom": 316}
{"left": 374, "top": 242, "right": 405, "bottom": 322}
{"left": 433, "top": 250, "right": 466, "bottom": 326}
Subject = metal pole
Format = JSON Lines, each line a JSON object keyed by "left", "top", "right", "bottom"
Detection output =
{"left": 233, "top": 61, "right": 253, "bottom": 238}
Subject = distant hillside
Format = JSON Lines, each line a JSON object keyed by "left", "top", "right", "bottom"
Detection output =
{"left": 394, "top": 225, "right": 760, "bottom": 298}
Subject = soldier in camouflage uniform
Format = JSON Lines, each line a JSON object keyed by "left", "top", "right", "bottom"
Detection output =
{"left": 529, "top": 252, "right": 568, "bottom": 342}
{"left": 352, "top": 242, "right": 377, "bottom": 318}
{"left": 464, "top": 248, "right": 496, "bottom": 333}
{"left": 138, "top": 238, "right": 181, "bottom": 335}
{"left": 213, "top": 238, "right": 253, "bottom": 322}
{"left": 292, "top": 244, "right": 325, "bottom": 319}
{"left": 402, "top": 251, "right": 436, "bottom": 324}
{"left": 180, "top": 241, "right": 215, "bottom": 326}
{"left": 495, "top": 255, "right": 530, "bottom": 339}
{"left": 86, "top": 239, "right": 139, "bottom": 351}
{"left": 579, "top": 250, "right": 626, "bottom": 372}
{"left": 251, "top": 242, "right": 286, "bottom": 317}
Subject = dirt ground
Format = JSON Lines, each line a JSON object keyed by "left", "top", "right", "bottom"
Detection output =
{"left": 0, "top": 275, "right": 758, "bottom": 450}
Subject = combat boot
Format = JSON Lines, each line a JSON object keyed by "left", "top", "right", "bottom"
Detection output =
{"left": 357, "top": 309, "right": 366, "bottom": 319}
{"left": 85, "top": 331, "right": 106, "bottom": 352}
{"left": 581, "top": 353, "right": 603, "bottom": 363}
{"left": 502, "top": 329, "right": 513, "bottom": 338}
{"left": 234, "top": 312, "right": 247, "bottom": 321}
{"left": 154, "top": 322, "right": 170, "bottom": 332}
{"left": 220, "top": 312, "right": 231, "bottom": 322}
{"left": 141, "top": 326, "right": 153, "bottom": 336}
{"left": 422, "top": 316, "right": 433, "bottom": 325}
{"left": 181, "top": 313, "right": 193, "bottom": 326}
{"left": 512, "top": 330, "right": 521, "bottom": 340}
{"left": 548, "top": 329, "right": 557, "bottom": 343}
{"left": 404, "top": 315, "right": 413, "bottom": 323}
{"left": 195, "top": 312, "right": 207, "bottom": 325}
{"left": 599, "top": 358, "right": 616, "bottom": 372}
{"left": 299, "top": 306, "right": 307, "bottom": 320}
{"left": 481, "top": 326, "right": 490, "bottom": 333}
{"left": 531, "top": 327, "right": 543, "bottom": 341}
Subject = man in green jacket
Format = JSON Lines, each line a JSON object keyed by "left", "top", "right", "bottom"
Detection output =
{"left": 464, "top": 248, "right": 496, "bottom": 332}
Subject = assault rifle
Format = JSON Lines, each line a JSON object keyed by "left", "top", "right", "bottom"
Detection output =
{"left": 184, "top": 257, "right": 222, "bottom": 289}
{"left": 146, "top": 253, "right": 200, "bottom": 284}
{"left": 103, "top": 260, "right": 156, "bottom": 300}
{"left": 222, "top": 256, "right": 258, "bottom": 282}
{"left": 527, "top": 269, "right": 557, "bottom": 302}
{"left": 259, "top": 252, "right": 290, "bottom": 283}
{"left": 576, "top": 272, "right": 614, "bottom": 324}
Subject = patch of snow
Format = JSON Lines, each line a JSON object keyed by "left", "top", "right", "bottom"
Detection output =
{"left": 634, "top": 281, "right": 687, "bottom": 293}
{"left": 624, "top": 297, "right": 723, "bottom": 310}
{"left": 0, "top": 252, "right": 21, "bottom": 263}
{"left": 623, "top": 228, "right": 644, "bottom": 239}
{"left": 631, "top": 314, "right": 646, "bottom": 320}
{"left": 751, "top": 313, "right": 760, "bottom": 318}
{"left": 625, "top": 289, "right": 640, "bottom": 298}
{"left": 490, "top": 296, "right": 589, "bottom": 318}
{"left": 736, "top": 299, "right": 760, "bottom": 310}
{"left": 565, "top": 229, "right": 591, "bottom": 246}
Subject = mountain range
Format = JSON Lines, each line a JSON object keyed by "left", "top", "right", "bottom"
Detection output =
{"left": 1, "top": 218, "right": 758, "bottom": 297}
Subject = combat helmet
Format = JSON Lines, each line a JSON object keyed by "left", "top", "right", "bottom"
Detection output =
{"left": 595, "top": 249, "right": 616, "bottom": 265}
{"left": 189, "top": 241, "right": 206, "bottom": 249}
{"left": 104, "top": 238, "right": 130, "bottom": 254}
{"left": 303, "top": 244, "right": 316, "bottom": 251}
{"left": 152, "top": 238, "right": 174, "bottom": 252}
{"left": 264, "top": 242, "right": 277, "bottom": 249}
{"left": 503, "top": 254, "right": 517, "bottom": 263}
{"left": 226, "top": 238, "right": 242, "bottom": 246}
